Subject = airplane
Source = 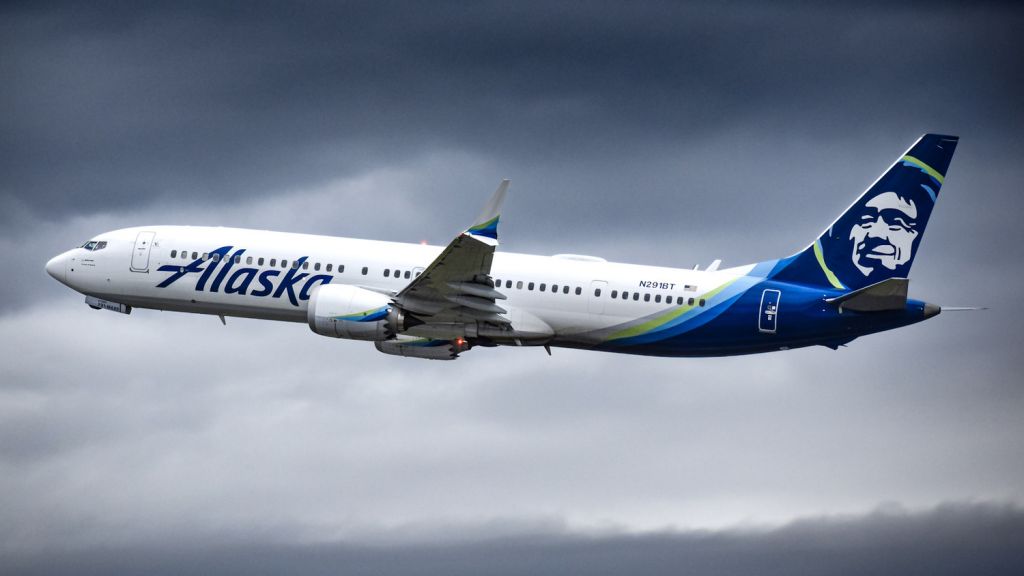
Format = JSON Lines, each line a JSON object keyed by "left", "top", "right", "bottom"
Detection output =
{"left": 46, "top": 134, "right": 965, "bottom": 360}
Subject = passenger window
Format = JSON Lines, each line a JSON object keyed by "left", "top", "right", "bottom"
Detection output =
{"left": 171, "top": 250, "right": 177, "bottom": 258}
{"left": 270, "top": 258, "right": 277, "bottom": 267}
{"left": 404, "top": 271, "right": 411, "bottom": 279}
{"left": 517, "top": 281, "right": 524, "bottom": 289}
{"left": 182, "top": 251, "right": 189, "bottom": 260}
{"left": 676, "top": 296, "right": 684, "bottom": 305}
{"left": 212, "top": 254, "right": 220, "bottom": 262}
{"left": 258, "top": 257, "right": 265, "bottom": 266}
{"left": 699, "top": 299, "right": 706, "bottom": 307}
{"left": 539, "top": 283, "right": 546, "bottom": 291}
{"left": 384, "top": 269, "right": 390, "bottom": 277}
{"left": 655, "top": 295, "right": 662, "bottom": 303}
{"left": 339, "top": 265, "right": 345, "bottom": 273}
{"left": 203, "top": 253, "right": 209, "bottom": 260}
{"left": 192, "top": 252, "right": 199, "bottom": 260}
{"left": 234, "top": 255, "right": 241, "bottom": 264}
{"left": 550, "top": 284, "right": 557, "bottom": 292}
{"left": 611, "top": 290, "right": 618, "bottom": 298}
{"left": 575, "top": 287, "right": 582, "bottom": 295}
{"left": 303, "top": 261, "right": 309, "bottom": 270}
{"left": 246, "top": 256, "right": 253, "bottom": 265}
{"left": 633, "top": 293, "right": 639, "bottom": 301}
{"left": 622, "top": 291, "right": 629, "bottom": 300}
{"left": 644, "top": 293, "right": 650, "bottom": 302}
{"left": 528, "top": 282, "right": 535, "bottom": 291}
{"left": 282, "top": 259, "right": 288, "bottom": 268}
{"left": 314, "top": 262, "right": 320, "bottom": 271}
{"left": 394, "top": 269, "right": 402, "bottom": 278}
{"left": 563, "top": 285, "right": 569, "bottom": 294}
{"left": 361, "top": 267, "right": 368, "bottom": 275}
{"left": 326, "top": 264, "right": 332, "bottom": 272}
{"left": 292, "top": 261, "right": 300, "bottom": 269}
{"left": 688, "top": 298, "right": 695, "bottom": 306}
{"left": 594, "top": 288, "right": 602, "bottom": 297}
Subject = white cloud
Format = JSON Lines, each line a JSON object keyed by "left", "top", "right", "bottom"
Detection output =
{"left": 2, "top": 292, "right": 1021, "bottom": 553}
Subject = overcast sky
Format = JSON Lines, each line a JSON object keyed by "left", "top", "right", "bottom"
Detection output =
{"left": 3, "top": 1, "right": 1024, "bottom": 574}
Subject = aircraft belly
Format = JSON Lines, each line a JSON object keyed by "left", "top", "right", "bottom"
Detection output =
{"left": 114, "top": 291, "right": 307, "bottom": 322}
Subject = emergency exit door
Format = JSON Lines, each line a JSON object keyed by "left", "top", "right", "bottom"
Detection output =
{"left": 130, "top": 231, "right": 156, "bottom": 272}
{"left": 758, "top": 289, "right": 781, "bottom": 333}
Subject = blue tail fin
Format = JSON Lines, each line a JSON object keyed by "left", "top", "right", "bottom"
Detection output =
{"left": 773, "top": 134, "right": 958, "bottom": 291}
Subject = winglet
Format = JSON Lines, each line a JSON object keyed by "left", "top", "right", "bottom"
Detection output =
{"left": 466, "top": 179, "right": 509, "bottom": 242}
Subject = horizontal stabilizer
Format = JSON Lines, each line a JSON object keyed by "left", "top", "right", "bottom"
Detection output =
{"left": 826, "top": 277, "right": 908, "bottom": 312}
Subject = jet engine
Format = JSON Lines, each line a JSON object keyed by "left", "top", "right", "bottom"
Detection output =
{"left": 307, "top": 284, "right": 405, "bottom": 341}
{"left": 374, "top": 335, "right": 470, "bottom": 360}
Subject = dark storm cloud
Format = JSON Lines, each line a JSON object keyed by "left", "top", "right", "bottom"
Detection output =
{"left": 5, "top": 2, "right": 1024, "bottom": 573}
{"left": 3, "top": 1, "right": 1022, "bottom": 224}
{"left": 5, "top": 503, "right": 1023, "bottom": 576}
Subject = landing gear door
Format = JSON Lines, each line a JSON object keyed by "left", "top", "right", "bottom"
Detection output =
{"left": 130, "top": 231, "right": 156, "bottom": 272}
{"left": 758, "top": 289, "right": 781, "bottom": 334}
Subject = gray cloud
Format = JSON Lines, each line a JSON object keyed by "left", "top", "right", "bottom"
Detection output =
{"left": 3, "top": 2, "right": 1024, "bottom": 573}
{"left": 3, "top": 2, "right": 1021, "bottom": 222}
{"left": 2, "top": 300, "right": 1023, "bottom": 552}
{"left": 4, "top": 503, "right": 1023, "bottom": 576}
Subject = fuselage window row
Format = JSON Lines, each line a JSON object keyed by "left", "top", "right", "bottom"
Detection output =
{"left": 606, "top": 289, "right": 707, "bottom": 307}
{"left": 496, "top": 279, "right": 583, "bottom": 295}
{"left": 166, "top": 249, "right": 707, "bottom": 307}
{"left": 172, "top": 249, "right": 351, "bottom": 275}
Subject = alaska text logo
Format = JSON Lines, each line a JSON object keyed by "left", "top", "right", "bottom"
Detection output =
{"left": 156, "top": 246, "right": 332, "bottom": 306}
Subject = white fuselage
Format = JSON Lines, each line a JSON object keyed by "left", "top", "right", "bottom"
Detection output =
{"left": 48, "top": 225, "right": 742, "bottom": 346}
{"left": 45, "top": 135, "right": 956, "bottom": 359}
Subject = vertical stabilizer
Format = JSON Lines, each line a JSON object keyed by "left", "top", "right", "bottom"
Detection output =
{"left": 773, "top": 134, "right": 958, "bottom": 291}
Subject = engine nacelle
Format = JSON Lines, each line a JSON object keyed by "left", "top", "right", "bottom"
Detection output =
{"left": 307, "top": 284, "right": 400, "bottom": 341}
{"left": 374, "top": 335, "right": 470, "bottom": 360}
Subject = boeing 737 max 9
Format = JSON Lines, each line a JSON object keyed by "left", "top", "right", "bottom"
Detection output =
{"left": 47, "top": 134, "right": 964, "bottom": 360}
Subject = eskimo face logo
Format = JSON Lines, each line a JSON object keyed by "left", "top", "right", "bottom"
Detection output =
{"left": 848, "top": 191, "right": 919, "bottom": 276}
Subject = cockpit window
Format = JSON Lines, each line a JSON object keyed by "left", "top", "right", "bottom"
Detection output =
{"left": 80, "top": 240, "right": 107, "bottom": 251}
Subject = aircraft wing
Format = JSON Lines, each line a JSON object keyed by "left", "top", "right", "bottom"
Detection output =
{"left": 394, "top": 180, "right": 511, "bottom": 325}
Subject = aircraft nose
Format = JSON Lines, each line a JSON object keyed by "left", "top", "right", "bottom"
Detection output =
{"left": 46, "top": 252, "right": 67, "bottom": 283}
